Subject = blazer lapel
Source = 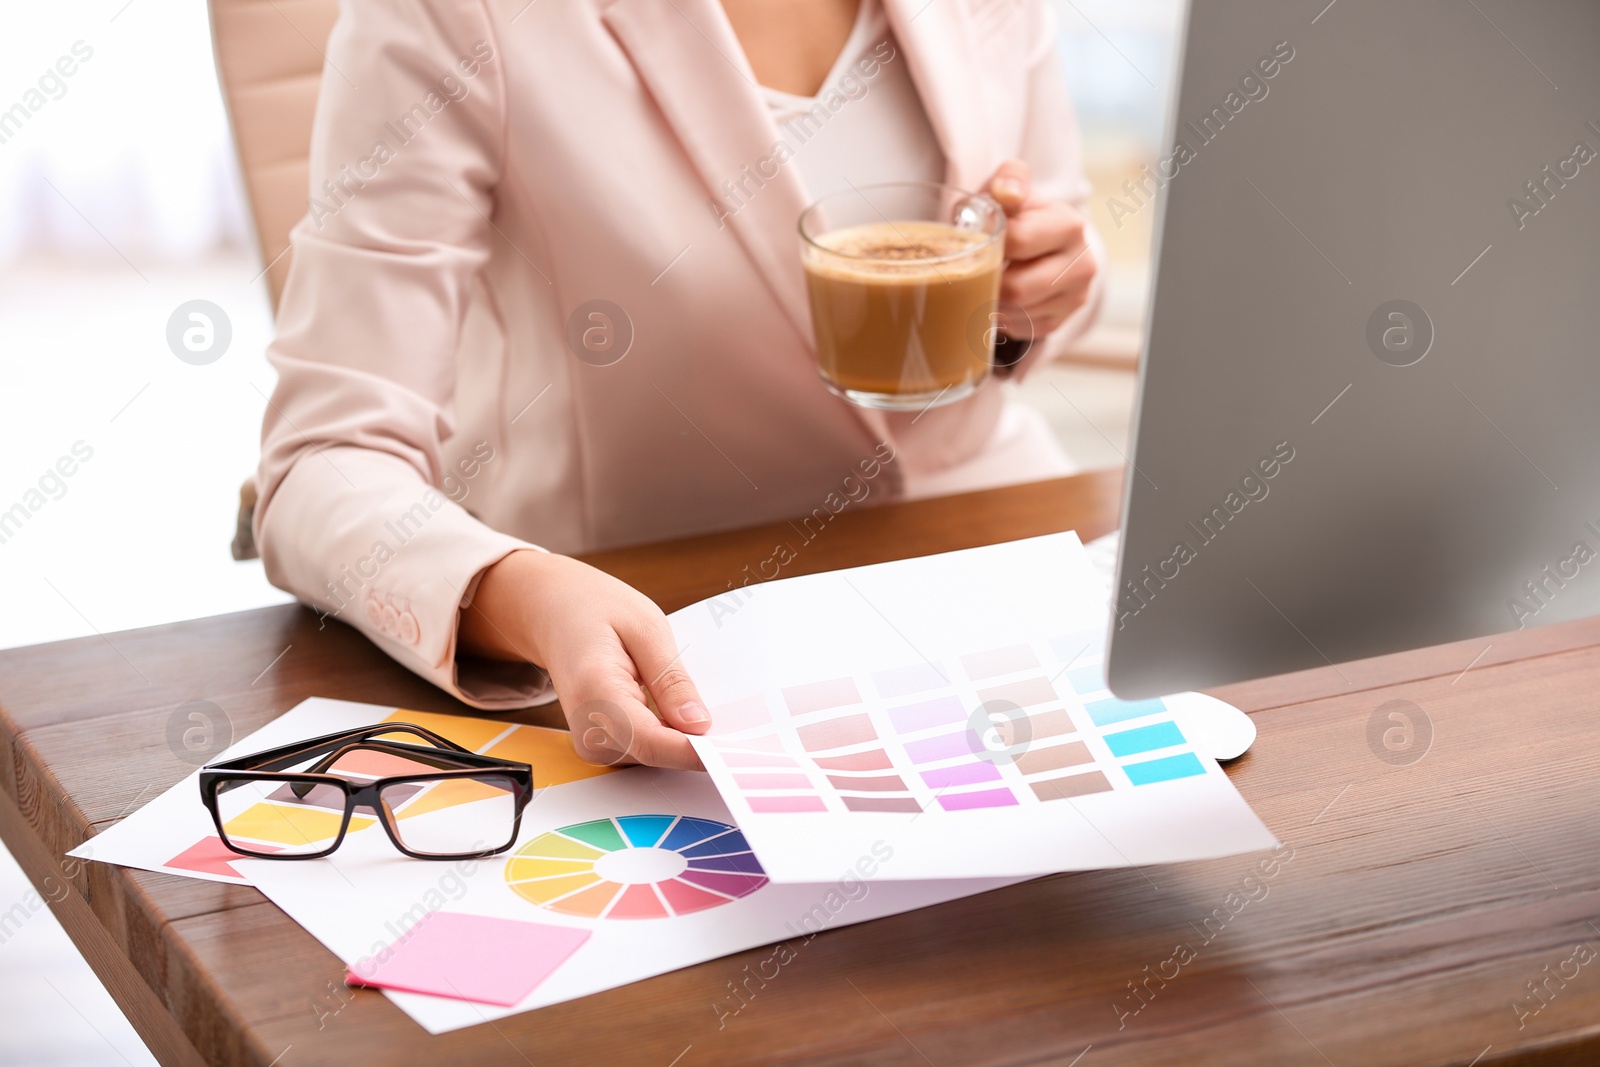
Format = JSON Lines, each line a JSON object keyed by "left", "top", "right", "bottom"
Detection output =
{"left": 881, "top": 0, "right": 994, "bottom": 192}
{"left": 603, "top": 0, "right": 892, "bottom": 444}
{"left": 602, "top": 0, "right": 814, "bottom": 345}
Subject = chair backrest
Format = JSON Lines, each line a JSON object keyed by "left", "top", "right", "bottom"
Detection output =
{"left": 208, "top": 0, "right": 339, "bottom": 311}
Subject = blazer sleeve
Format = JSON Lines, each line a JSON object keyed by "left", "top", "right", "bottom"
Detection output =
{"left": 253, "top": 0, "right": 553, "bottom": 709}
{"left": 1008, "top": 0, "right": 1109, "bottom": 378}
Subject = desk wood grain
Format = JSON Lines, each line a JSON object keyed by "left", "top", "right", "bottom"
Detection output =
{"left": 4, "top": 469, "right": 1599, "bottom": 1066}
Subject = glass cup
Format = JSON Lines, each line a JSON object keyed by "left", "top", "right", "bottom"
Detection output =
{"left": 799, "top": 182, "right": 1006, "bottom": 411}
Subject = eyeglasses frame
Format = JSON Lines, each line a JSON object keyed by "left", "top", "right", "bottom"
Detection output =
{"left": 198, "top": 722, "right": 534, "bottom": 861}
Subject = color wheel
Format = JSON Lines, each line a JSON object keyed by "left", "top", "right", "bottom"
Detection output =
{"left": 505, "top": 815, "right": 768, "bottom": 919}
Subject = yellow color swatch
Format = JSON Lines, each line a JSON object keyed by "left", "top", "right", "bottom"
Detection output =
{"left": 382, "top": 709, "right": 510, "bottom": 753}
{"left": 224, "top": 803, "right": 374, "bottom": 848}
{"left": 514, "top": 834, "right": 606, "bottom": 862}
{"left": 484, "top": 726, "right": 616, "bottom": 787}
{"left": 504, "top": 856, "right": 596, "bottom": 882}
{"left": 506, "top": 872, "right": 601, "bottom": 905}
{"left": 393, "top": 777, "right": 510, "bottom": 821}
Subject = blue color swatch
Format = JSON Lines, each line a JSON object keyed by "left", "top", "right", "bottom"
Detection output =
{"left": 1103, "top": 721, "right": 1186, "bottom": 757}
{"left": 1122, "top": 752, "right": 1206, "bottom": 785}
{"left": 1085, "top": 697, "right": 1167, "bottom": 728}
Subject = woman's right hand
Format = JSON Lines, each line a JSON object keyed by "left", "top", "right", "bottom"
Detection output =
{"left": 459, "top": 549, "right": 710, "bottom": 769}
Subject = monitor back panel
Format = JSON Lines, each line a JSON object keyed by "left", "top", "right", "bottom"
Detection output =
{"left": 1108, "top": 0, "right": 1600, "bottom": 697}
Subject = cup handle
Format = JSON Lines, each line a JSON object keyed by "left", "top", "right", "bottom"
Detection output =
{"left": 991, "top": 334, "right": 1032, "bottom": 374}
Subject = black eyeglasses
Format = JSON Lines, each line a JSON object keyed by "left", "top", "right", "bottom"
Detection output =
{"left": 199, "top": 723, "right": 534, "bottom": 860}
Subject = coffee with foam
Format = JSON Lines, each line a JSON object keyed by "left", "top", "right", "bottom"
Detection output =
{"left": 802, "top": 220, "right": 1002, "bottom": 404}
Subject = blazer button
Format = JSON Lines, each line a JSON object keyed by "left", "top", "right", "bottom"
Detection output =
{"left": 365, "top": 597, "right": 383, "bottom": 627}
{"left": 381, "top": 604, "right": 400, "bottom": 636}
{"left": 398, "top": 612, "right": 420, "bottom": 645}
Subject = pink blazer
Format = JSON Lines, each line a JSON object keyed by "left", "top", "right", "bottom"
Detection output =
{"left": 255, "top": 0, "right": 1105, "bottom": 709}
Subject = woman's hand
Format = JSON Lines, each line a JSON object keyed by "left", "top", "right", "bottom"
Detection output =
{"left": 459, "top": 550, "right": 709, "bottom": 770}
{"left": 983, "top": 158, "right": 1098, "bottom": 341}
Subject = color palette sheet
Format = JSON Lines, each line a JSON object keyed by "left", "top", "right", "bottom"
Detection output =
{"left": 679, "top": 533, "right": 1278, "bottom": 883}
{"left": 71, "top": 699, "right": 619, "bottom": 887}
{"left": 76, "top": 697, "right": 1018, "bottom": 1033}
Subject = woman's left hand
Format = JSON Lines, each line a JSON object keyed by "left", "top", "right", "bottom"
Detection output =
{"left": 983, "top": 158, "right": 1098, "bottom": 342}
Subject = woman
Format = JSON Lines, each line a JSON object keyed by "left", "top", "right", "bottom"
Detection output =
{"left": 256, "top": 0, "right": 1104, "bottom": 770}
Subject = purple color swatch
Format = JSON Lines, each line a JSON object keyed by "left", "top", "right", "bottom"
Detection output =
{"left": 872, "top": 662, "right": 949, "bottom": 699}
{"left": 937, "top": 787, "right": 1019, "bottom": 811}
{"left": 887, "top": 695, "right": 966, "bottom": 735}
{"left": 920, "top": 761, "right": 1003, "bottom": 789}
{"left": 903, "top": 731, "right": 978, "bottom": 764}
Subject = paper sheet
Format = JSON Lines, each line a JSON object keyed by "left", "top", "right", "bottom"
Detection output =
{"left": 72, "top": 532, "right": 1275, "bottom": 1032}
{"left": 675, "top": 533, "right": 1277, "bottom": 882}
{"left": 79, "top": 696, "right": 1020, "bottom": 1032}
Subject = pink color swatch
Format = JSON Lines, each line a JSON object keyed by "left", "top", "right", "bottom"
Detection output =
{"left": 607, "top": 883, "right": 670, "bottom": 919}
{"left": 732, "top": 773, "right": 812, "bottom": 790}
{"left": 747, "top": 795, "right": 827, "bottom": 813}
{"left": 975, "top": 677, "right": 1059, "bottom": 710}
{"left": 872, "top": 662, "right": 948, "bottom": 699}
{"left": 711, "top": 733, "right": 787, "bottom": 753}
{"left": 921, "top": 762, "right": 1003, "bottom": 789}
{"left": 825, "top": 773, "right": 908, "bottom": 792}
{"left": 719, "top": 751, "right": 800, "bottom": 768}
{"left": 707, "top": 695, "right": 773, "bottom": 734}
{"left": 937, "top": 787, "right": 1019, "bottom": 811}
{"left": 657, "top": 876, "right": 737, "bottom": 914}
{"left": 165, "top": 836, "right": 279, "bottom": 879}
{"left": 782, "top": 677, "right": 861, "bottom": 715}
{"left": 347, "top": 911, "right": 589, "bottom": 1007}
{"left": 796, "top": 713, "right": 877, "bottom": 752}
{"left": 812, "top": 748, "right": 892, "bottom": 771}
{"left": 887, "top": 695, "right": 966, "bottom": 734}
{"left": 961, "top": 645, "right": 1040, "bottom": 680}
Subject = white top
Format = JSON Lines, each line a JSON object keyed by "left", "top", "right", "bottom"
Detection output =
{"left": 757, "top": 0, "right": 945, "bottom": 200}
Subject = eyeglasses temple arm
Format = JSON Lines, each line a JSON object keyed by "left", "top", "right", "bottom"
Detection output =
{"left": 208, "top": 722, "right": 473, "bottom": 775}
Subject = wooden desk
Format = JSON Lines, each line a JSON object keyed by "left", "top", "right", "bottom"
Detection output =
{"left": 4, "top": 470, "right": 1599, "bottom": 1066}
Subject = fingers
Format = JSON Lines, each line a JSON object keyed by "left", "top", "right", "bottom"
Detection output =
{"left": 619, "top": 611, "right": 711, "bottom": 734}
{"left": 1000, "top": 244, "right": 1097, "bottom": 336}
{"left": 580, "top": 700, "right": 706, "bottom": 772}
{"left": 985, "top": 158, "right": 1031, "bottom": 215}
{"left": 560, "top": 653, "right": 705, "bottom": 771}
{"left": 1005, "top": 199, "right": 1086, "bottom": 263}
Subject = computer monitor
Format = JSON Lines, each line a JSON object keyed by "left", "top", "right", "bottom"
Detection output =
{"left": 1106, "top": 0, "right": 1600, "bottom": 698}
